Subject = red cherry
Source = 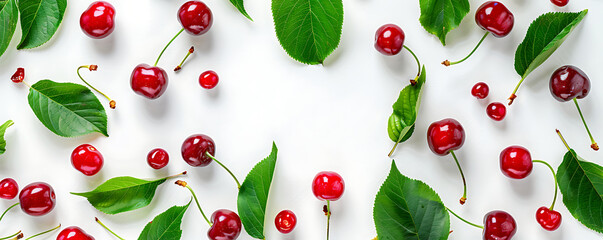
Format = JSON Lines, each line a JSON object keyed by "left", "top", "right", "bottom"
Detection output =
{"left": 0, "top": 178, "right": 19, "bottom": 199}
{"left": 181, "top": 134, "right": 215, "bottom": 167}
{"left": 275, "top": 210, "right": 297, "bottom": 234}
{"left": 312, "top": 171, "right": 345, "bottom": 201}
{"left": 147, "top": 148, "right": 169, "bottom": 169}
{"left": 71, "top": 144, "right": 104, "bottom": 176}
{"left": 199, "top": 70, "right": 219, "bottom": 89}
{"left": 80, "top": 1, "right": 115, "bottom": 39}
{"left": 178, "top": 1, "right": 213, "bottom": 35}
{"left": 11, "top": 68, "right": 24, "bottom": 83}
{"left": 19, "top": 182, "right": 56, "bottom": 216}
{"left": 551, "top": 0, "right": 569, "bottom": 7}
{"left": 486, "top": 102, "right": 506, "bottom": 121}
{"left": 483, "top": 210, "right": 517, "bottom": 240}
{"left": 536, "top": 207, "right": 562, "bottom": 231}
{"left": 475, "top": 1, "right": 514, "bottom": 37}
{"left": 427, "top": 118, "right": 465, "bottom": 156}
{"left": 550, "top": 65, "right": 590, "bottom": 102}
{"left": 374, "top": 24, "right": 405, "bottom": 56}
{"left": 130, "top": 64, "right": 169, "bottom": 99}
{"left": 471, "top": 82, "right": 489, "bottom": 99}
{"left": 56, "top": 226, "right": 95, "bottom": 240}
{"left": 207, "top": 209, "right": 242, "bottom": 240}
{"left": 499, "top": 146, "right": 533, "bottom": 179}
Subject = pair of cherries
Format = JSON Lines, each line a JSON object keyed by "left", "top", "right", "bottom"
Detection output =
{"left": 0, "top": 179, "right": 56, "bottom": 216}
{"left": 471, "top": 82, "right": 507, "bottom": 121}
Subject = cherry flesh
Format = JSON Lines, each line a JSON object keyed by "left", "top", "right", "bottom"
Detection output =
{"left": 312, "top": 171, "right": 345, "bottom": 201}
{"left": 551, "top": 0, "right": 569, "bottom": 7}
{"left": 374, "top": 24, "right": 405, "bottom": 56}
{"left": 550, "top": 65, "right": 590, "bottom": 102}
{"left": 71, "top": 144, "right": 104, "bottom": 176}
{"left": 147, "top": 148, "right": 169, "bottom": 169}
{"left": 275, "top": 210, "right": 297, "bottom": 234}
{"left": 427, "top": 118, "right": 465, "bottom": 156}
{"left": 130, "top": 64, "right": 168, "bottom": 99}
{"left": 536, "top": 207, "right": 562, "bottom": 231}
{"left": 483, "top": 210, "right": 517, "bottom": 240}
{"left": 199, "top": 70, "right": 219, "bottom": 89}
{"left": 0, "top": 178, "right": 18, "bottom": 199}
{"left": 471, "top": 82, "right": 489, "bottom": 99}
{"left": 499, "top": 146, "right": 533, "bottom": 179}
{"left": 57, "top": 226, "right": 95, "bottom": 240}
{"left": 80, "top": 1, "right": 115, "bottom": 39}
{"left": 486, "top": 102, "right": 506, "bottom": 121}
{"left": 207, "top": 209, "right": 242, "bottom": 240}
{"left": 11, "top": 68, "right": 24, "bottom": 83}
{"left": 178, "top": 1, "right": 213, "bottom": 35}
{"left": 475, "top": 1, "right": 514, "bottom": 37}
{"left": 19, "top": 182, "right": 56, "bottom": 216}
{"left": 181, "top": 134, "right": 215, "bottom": 167}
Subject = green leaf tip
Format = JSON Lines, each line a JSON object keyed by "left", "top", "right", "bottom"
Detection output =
{"left": 0, "top": 120, "right": 14, "bottom": 155}
{"left": 17, "top": 0, "right": 67, "bottom": 49}
{"left": 419, "top": 0, "right": 470, "bottom": 45}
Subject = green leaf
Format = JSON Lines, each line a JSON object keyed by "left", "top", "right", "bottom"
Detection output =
{"left": 72, "top": 176, "right": 171, "bottom": 214}
{"left": 27, "top": 80, "right": 108, "bottom": 137}
{"left": 272, "top": 0, "right": 343, "bottom": 64}
{"left": 557, "top": 149, "right": 603, "bottom": 233}
{"left": 388, "top": 66, "right": 426, "bottom": 144}
{"left": 138, "top": 201, "right": 192, "bottom": 240}
{"left": 0, "top": 0, "right": 18, "bottom": 57}
{"left": 17, "top": 0, "right": 66, "bottom": 49}
{"left": 0, "top": 120, "right": 14, "bottom": 155}
{"left": 237, "top": 142, "right": 278, "bottom": 239}
{"left": 514, "top": 10, "right": 587, "bottom": 79}
{"left": 229, "top": 0, "right": 252, "bottom": 21}
{"left": 419, "top": 0, "right": 469, "bottom": 45}
{"left": 374, "top": 160, "right": 450, "bottom": 240}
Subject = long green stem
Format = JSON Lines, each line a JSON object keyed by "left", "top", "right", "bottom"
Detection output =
{"left": 443, "top": 32, "right": 489, "bottom": 66}
{"left": 326, "top": 200, "right": 331, "bottom": 240}
{"left": 508, "top": 75, "right": 527, "bottom": 105}
{"left": 174, "top": 46, "right": 195, "bottom": 71}
{"left": 155, "top": 28, "right": 185, "bottom": 66}
{"left": 24, "top": 224, "right": 60, "bottom": 240}
{"left": 175, "top": 180, "right": 212, "bottom": 226}
{"left": 403, "top": 45, "right": 421, "bottom": 84}
{"left": 0, "top": 203, "right": 19, "bottom": 223}
{"left": 95, "top": 217, "right": 125, "bottom": 240}
{"left": 0, "top": 231, "right": 22, "bottom": 240}
{"left": 206, "top": 152, "right": 241, "bottom": 189}
{"left": 446, "top": 208, "right": 483, "bottom": 229}
{"left": 77, "top": 65, "right": 116, "bottom": 109}
{"left": 450, "top": 150, "right": 467, "bottom": 205}
{"left": 533, "top": 160, "right": 558, "bottom": 210}
{"left": 573, "top": 98, "right": 598, "bottom": 150}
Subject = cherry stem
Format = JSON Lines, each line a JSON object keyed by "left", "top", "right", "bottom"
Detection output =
{"left": 449, "top": 150, "right": 467, "bottom": 205}
{"left": 573, "top": 98, "right": 598, "bottom": 151}
{"left": 95, "top": 217, "right": 125, "bottom": 240}
{"left": 556, "top": 129, "right": 572, "bottom": 152}
{"left": 23, "top": 224, "right": 60, "bottom": 240}
{"left": 0, "top": 231, "right": 22, "bottom": 240}
{"left": 532, "top": 160, "right": 559, "bottom": 210}
{"left": 443, "top": 32, "right": 489, "bottom": 66}
{"left": 155, "top": 28, "right": 185, "bottom": 66}
{"left": 175, "top": 180, "right": 212, "bottom": 226}
{"left": 403, "top": 45, "right": 421, "bottom": 84}
{"left": 0, "top": 203, "right": 19, "bottom": 224}
{"left": 508, "top": 75, "right": 527, "bottom": 105}
{"left": 326, "top": 200, "right": 331, "bottom": 240}
{"left": 165, "top": 171, "right": 188, "bottom": 180}
{"left": 446, "top": 207, "right": 484, "bottom": 229}
{"left": 205, "top": 152, "right": 241, "bottom": 189}
{"left": 174, "top": 46, "right": 195, "bottom": 72}
{"left": 77, "top": 65, "right": 116, "bottom": 109}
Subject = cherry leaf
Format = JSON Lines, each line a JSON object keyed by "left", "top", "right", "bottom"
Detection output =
{"left": 138, "top": 201, "right": 191, "bottom": 240}
{"left": 419, "top": 0, "right": 469, "bottom": 45}
{"left": 0, "top": 0, "right": 18, "bottom": 58}
{"left": 229, "top": 0, "right": 252, "bottom": 21}
{"left": 388, "top": 66, "right": 426, "bottom": 147}
{"left": 0, "top": 120, "right": 14, "bottom": 155}
{"left": 17, "top": 0, "right": 66, "bottom": 49}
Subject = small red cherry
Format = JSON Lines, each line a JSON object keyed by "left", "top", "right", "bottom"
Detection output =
{"left": 71, "top": 144, "right": 104, "bottom": 176}
{"left": 57, "top": 226, "right": 95, "bottom": 240}
{"left": 11, "top": 68, "right": 24, "bottom": 83}
{"left": 536, "top": 207, "right": 562, "bottom": 231}
{"left": 0, "top": 178, "right": 18, "bottom": 199}
{"left": 80, "top": 1, "right": 115, "bottom": 39}
{"left": 427, "top": 118, "right": 465, "bottom": 156}
{"left": 499, "top": 146, "right": 533, "bottom": 179}
{"left": 486, "top": 102, "right": 506, "bottom": 121}
{"left": 275, "top": 210, "right": 297, "bottom": 234}
{"left": 147, "top": 148, "right": 169, "bottom": 170}
{"left": 178, "top": 1, "right": 213, "bottom": 35}
{"left": 207, "top": 209, "right": 242, "bottom": 240}
{"left": 130, "top": 64, "right": 169, "bottom": 99}
{"left": 483, "top": 210, "right": 517, "bottom": 240}
{"left": 312, "top": 171, "right": 345, "bottom": 201}
{"left": 181, "top": 134, "right": 215, "bottom": 167}
{"left": 374, "top": 24, "right": 405, "bottom": 56}
{"left": 471, "top": 82, "right": 489, "bottom": 99}
{"left": 551, "top": 0, "right": 569, "bottom": 7}
{"left": 199, "top": 70, "right": 219, "bottom": 89}
{"left": 19, "top": 182, "right": 56, "bottom": 216}
{"left": 550, "top": 65, "right": 590, "bottom": 102}
{"left": 475, "top": 1, "right": 514, "bottom": 37}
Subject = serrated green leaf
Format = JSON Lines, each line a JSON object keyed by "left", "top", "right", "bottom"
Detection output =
{"left": 0, "top": 120, "right": 14, "bottom": 155}
{"left": 388, "top": 66, "right": 426, "bottom": 144}
{"left": 237, "top": 142, "right": 278, "bottom": 239}
{"left": 272, "top": 0, "right": 343, "bottom": 64}
{"left": 229, "top": 0, "right": 252, "bottom": 21}
{"left": 138, "top": 201, "right": 192, "bottom": 240}
{"left": 17, "top": 0, "right": 66, "bottom": 49}
{"left": 557, "top": 149, "right": 603, "bottom": 233}
{"left": 419, "top": 0, "right": 469, "bottom": 45}
{"left": 515, "top": 10, "right": 587, "bottom": 79}
{"left": 0, "top": 0, "right": 18, "bottom": 57}
{"left": 27, "top": 80, "right": 108, "bottom": 137}
{"left": 374, "top": 160, "right": 450, "bottom": 240}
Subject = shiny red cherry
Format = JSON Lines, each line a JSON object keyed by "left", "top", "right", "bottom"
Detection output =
{"left": 0, "top": 178, "right": 18, "bottom": 199}
{"left": 471, "top": 82, "right": 489, "bottom": 99}
{"left": 374, "top": 24, "right": 405, "bottom": 56}
{"left": 207, "top": 209, "right": 242, "bottom": 240}
{"left": 199, "top": 70, "right": 219, "bottom": 89}
{"left": 312, "top": 171, "right": 345, "bottom": 201}
{"left": 80, "top": 1, "right": 115, "bottom": 39}
{"left": 56, "top": 226, "right": 95, "bottom": 240}
{"left": 550, "top": 65, "right": 590, "bottom": 102}
{"left": 475, "top": 1, "right": 514, "bottom": 37}
{"left": 551, "top": 0, "right": 569, "bottom": 7}
{"left": 483, "top": 210, "right": 517, "bottom": 240}
{"left": 427, "top": 118, "right": 465, "bottom": 156}
{"left": 499, "top": 146, "right": 533, "bottom": 179}
{"left": 178, "top": 1, "right": 213, "bottom": 35}
{"left": 19, "top": 182, "right": 56, "bottom": 216}
{"left": 275, "top": 210, "right": 297, "bottom": 234}
{"left": 11, "top": 68, "right": 24, "bottom": 83}
{"left": 536, "top": 207, "right": 562, "bottom": 231}
{"left": 147, "top": 148, "right": 169, "bottom": 170}
{"left": 486, "top": 102, "right": 506, "bottom": 121}
{"left": 71, "top": 144, "right": 104, "bottom": 176}
{"left": 181, "top": 134, "right": 215, "bottom": 167}
{"left": 130, "top": 64, "right": 168, "bottom": 99}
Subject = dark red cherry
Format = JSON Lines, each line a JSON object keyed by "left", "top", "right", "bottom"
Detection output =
{"left": 80, "top": 1, "right": 115, "bottom": 39}
{"left": 550, "top": 65, "right": 590, "bottom": 102}
{"left": 536, "top": 207, "right": 562, "bottom": 231}
{"left": 71, "top": 144, "right": 104, "bottom": 176}
{"left": 57, "top": 226, "right": 95, "bottom": 240}
{"left": 19, "top": 182, "right": 56, "bottom": 216}
{"left": 475, "top": 1, "right": 514, "bottom": 37}
{"left": 483, "top": 210, "right": 517, "bottom": 240}
{"left": 471, "top": 82, "right": 489, "bottom": 99}
{"left": 275, "top": 210, "right": 297, "bottom": 234}
{"left": 207, "top": 209, "right": 242, "bottom": 240}
{"left": 551, "top": 0, "right": 569, "bottom": 7}
{"left": 499, "top": 146, "right": 533, "bottom": 179}
{"left": 147, "top": 148, "right": 169, "bottom": 170}
{"left": 312, "top": 171, "right": 345, "bottom": 201}
{"left": 199, "top": 70, "right": 219, "bottom": 89}
{"left": 0, "top": 178, "right": 19, "bottom": 199}
{"left": 130, "top": 64, "right": 168, "bottom": 99}
{"left": 181, "top": 134, "right": 215, "bottom": 167}
{"left": 427, "top": 118, "right": 465, "bottom": 156}
{"left": 486, "top": 102, "right": 506, "bottom": 121}
{"left": 11, "top": 68, "right": 24, "bottom": 83}
{"left": 374, "top": 24, "right": 405, "bottom": 56}
{"left": 178, "top": 1, "right": 213, "bottom": 35}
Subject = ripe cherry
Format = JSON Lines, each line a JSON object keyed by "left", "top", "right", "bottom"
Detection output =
{"left": 499, "top": 146, "right": 533, "bottom": 179}
{"left": 57, "top": 226, "right": 95, "bottom": 240}
{"left": 199, "top": 70, "right": 219, "bottom": 89}
{"left": 181, "top": 134, "right": 215, "bottom": 167}
{"left": 178, "top": 1, "right": 213, "bottom": 35}
{"left": 374, "top": 24, "right": 405, "bottom": 56}
{"left": 483, "top": 210, "right": 517, "bottom": 240}
{"left": 80, "top": 1, "right": 115, "bottom": 39}
{"left": 147, "top": 148, "right": 169, "bottom": 169}
{"left": 275, "top": 210, "right": 297, "bottom": 234}
{"left": 19, "top": 182, "right": 56, "bottom": 216}
{"left": 486, "top": 102, "right": 506, "bottom": 121}
{"left": 207, "top": 209, "right": 242, "bottom": 240}
{"left": 536, "top": 207, "right": 562, "bottom": 231}
{"left": 0, "top": 178, "right": 18, "bottom": 199}
{"left": 130, "top": 64, "right": 168, "bottom": 99}
{"left": 551, "top": 0, "right": 569, "bottom": 7}
{"left": 312, "top": 171, "right": 345, "bottom": 201}
{"left": 471, "top": 82, "right": 489, "bottom": 99}
{"left": 475, "top": 1, "right": 514, "bottom": 37}
{"left": 11, "top": 68, "right": 24, "bottom": 83}
{"left": 71, "top": 144, "right": 104, "bottom": 176}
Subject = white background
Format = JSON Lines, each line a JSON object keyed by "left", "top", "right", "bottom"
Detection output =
{"left": 1, "top": 0, "right": 603, "bottom": 239}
